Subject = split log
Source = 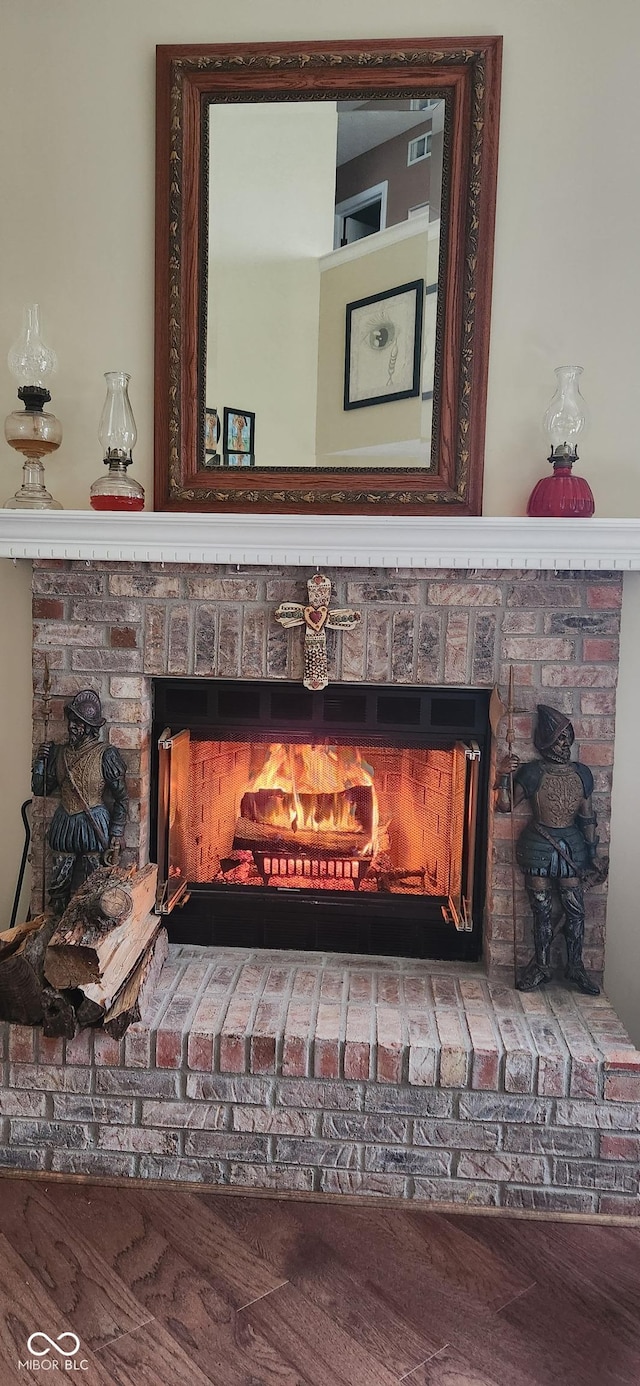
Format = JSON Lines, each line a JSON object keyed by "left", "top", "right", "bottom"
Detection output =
{"left": 103, "top": 928, "right": 169, "bottom": 1039}
{"left": 73, "top": 910, "right": 162, "bottom": 1026}
{"left": 0, "top": 915, "right": 48, "bottom": 962}
{"left": 44, "top": 864, "right": 158, "bottom": 990}
{"left": 0, "top": 914, "right": 56, "bottom": 1025}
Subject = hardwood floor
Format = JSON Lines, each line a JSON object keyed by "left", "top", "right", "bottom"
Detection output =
{"left": 0, "top": 1177, "right": 638, "bottom": 1385}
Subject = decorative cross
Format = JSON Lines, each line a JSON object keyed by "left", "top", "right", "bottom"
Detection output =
{"left": 275, "top": 573, "right": 362, "bottom": 691}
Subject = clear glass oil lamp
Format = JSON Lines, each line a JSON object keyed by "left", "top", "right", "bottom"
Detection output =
{"left": 4, "top": 304, "right": 63, "bottom": 509}
{"left": 527, "top": 365, "right": 595, "bottom": 518}
{"left": 89, "top": 371, "right": 145, "bottom": 511}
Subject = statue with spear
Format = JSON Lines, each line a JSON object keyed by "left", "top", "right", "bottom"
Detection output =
{"left": 493, "top": 681, "right": 606, "bottom": 995}
{"left": 32, "top": 687, "right": 128, "bottom": 915}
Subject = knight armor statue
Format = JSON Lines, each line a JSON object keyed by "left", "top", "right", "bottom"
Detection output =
{"left": 495, "top": 703, "right": 602, "bottom": 995}
{"left": 32, "top": 689, "right": 128, "bottom": 912}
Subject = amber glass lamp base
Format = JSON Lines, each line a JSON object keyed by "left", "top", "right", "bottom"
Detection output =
{"left": 527, "top": 464, "right": 595, "bottom": 518}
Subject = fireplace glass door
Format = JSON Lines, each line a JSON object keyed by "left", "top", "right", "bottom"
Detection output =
{"left": 152, "top": 682, "right": 490, "bottom": 960}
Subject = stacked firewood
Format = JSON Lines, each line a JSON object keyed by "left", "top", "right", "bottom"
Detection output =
{"left": 0, "top": 864, "right": 167, "bottom": 1039}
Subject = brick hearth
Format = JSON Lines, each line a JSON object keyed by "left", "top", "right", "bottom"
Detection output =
{"left": 2, "top": 946, "right": 639, "bottom": 1215}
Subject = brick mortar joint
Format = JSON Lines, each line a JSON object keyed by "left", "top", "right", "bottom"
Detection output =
{"left": 301, "top": 969, "right": 323, "bottom": 1082}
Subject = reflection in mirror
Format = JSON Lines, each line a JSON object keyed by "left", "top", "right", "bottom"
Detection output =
{"left": 205, "top": 99, "right": 444, "bottom": 472}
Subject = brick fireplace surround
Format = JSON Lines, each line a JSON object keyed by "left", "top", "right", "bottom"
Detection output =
{"left": 1, "top": 556, "right": 638, "bottom": 1218}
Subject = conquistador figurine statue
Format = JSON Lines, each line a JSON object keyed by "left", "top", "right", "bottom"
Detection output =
{"left": 32, "top": 689, "right": 128, "bottom": 913}
{"left": 495, "top": 704, "right": 602, "bottom": 995}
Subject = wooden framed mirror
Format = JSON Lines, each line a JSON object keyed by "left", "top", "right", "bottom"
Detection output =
{"left": 155, "top": 37, "right": 502, "bottom": 515}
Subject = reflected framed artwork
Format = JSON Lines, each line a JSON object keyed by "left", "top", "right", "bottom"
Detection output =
{"left": 204, "top": 407, "right": 220, "bottom": 453}
{"left": 344, "top": 280, "right": 424, "bottom": 410}
{"left": 223, "top": 408, "right": 255, "bottom": 456}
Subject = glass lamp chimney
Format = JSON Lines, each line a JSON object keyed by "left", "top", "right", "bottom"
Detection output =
{"left": 542, "top": 364, "right": 588, "bottom": 462}
{"left": 90, "top": 371, "right": 144, "bottom": 511}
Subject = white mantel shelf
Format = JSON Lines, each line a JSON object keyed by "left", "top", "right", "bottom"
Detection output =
{"left": 2, "top": 511, "right": 640, "bottom": 571}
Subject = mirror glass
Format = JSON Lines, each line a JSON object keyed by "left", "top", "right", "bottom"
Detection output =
{"left": 204, "top": 98, "right": 445, "bottom": 472}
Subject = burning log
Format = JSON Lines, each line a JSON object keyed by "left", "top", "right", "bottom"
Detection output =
{"left": 234, "top": 817, "right": 367, "bottom": 856}
{"left": 44, "top": 864, "right": 158, "bottom": 990}
{"left": 369, "top": 852, "right": 428, "bottom": 894}
{"left": 217, "top": 860, "right": 262, "bottom": 885}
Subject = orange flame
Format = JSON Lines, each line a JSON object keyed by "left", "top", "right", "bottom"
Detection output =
{"left": 243, "top": 742, "right": 380, "bottom": 855}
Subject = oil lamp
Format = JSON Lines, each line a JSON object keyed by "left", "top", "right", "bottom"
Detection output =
{"left": 4, "top": 305, "right": 63, "bottom": 509}
{"left": 527, "top": 365, "right": 595, "bottom": 518}
{"left": 89, "top": 371, "right": 145, "bottom": 511}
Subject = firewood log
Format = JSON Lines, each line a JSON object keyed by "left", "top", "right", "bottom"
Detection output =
{"left": 0, "top": 915, "right": 48, "bottom": 958}
{"left": 233, "top": 818, "right": 365, "bottom": 854}
{"left": 95, "top": 882, "right": 133, "bottom": 921}
{"left": 0, "top": 914, "right": 56, "bottom": 1025}
{"left": 74, "top": 996, "right": 105, "bottom": 1028}
{"left": 41, "top": 986, "right": 77, "bottom": 1039}
{"left": 73, "top": 912, "right": 162, "bottom": 1025}
{"left": 103, "top": 928, "right": 169, "bottom": 1039}
{"left": 44, "top": 864, "right": 158, "bottom": 990}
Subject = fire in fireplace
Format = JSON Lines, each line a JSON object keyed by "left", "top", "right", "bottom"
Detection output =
{"left": 152, "top": 681, "right": 491, "bottom": 960}
{"left": 237, "top": 741, "right": 381, "bottom": 888}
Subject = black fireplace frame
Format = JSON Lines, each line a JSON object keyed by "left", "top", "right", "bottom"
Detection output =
{"left": 151, "top": 679, "right": 491, "bottom": 961}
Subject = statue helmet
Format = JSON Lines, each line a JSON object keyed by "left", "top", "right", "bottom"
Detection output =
{"left": 64, "top": 688, "right": 105, "bottom": 729}
{"left": 535, "top": 703, "right": 574, "bottom": 753}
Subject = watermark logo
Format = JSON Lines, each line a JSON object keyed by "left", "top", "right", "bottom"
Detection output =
{"left": 18, "top": 1332, "right": 89, "bottom": 1372}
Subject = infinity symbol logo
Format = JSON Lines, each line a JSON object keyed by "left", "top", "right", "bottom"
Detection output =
{"left": 26, "top": 1332, "right": 81, "bottom": 1358}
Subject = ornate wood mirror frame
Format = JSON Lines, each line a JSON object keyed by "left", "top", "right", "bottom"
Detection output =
{"left": 155, "top": 37, "right": 502, "bottom": 515}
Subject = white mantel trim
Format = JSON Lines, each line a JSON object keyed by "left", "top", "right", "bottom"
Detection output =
{"left": 2, "top": 511, "right": 640, "bottom": 570}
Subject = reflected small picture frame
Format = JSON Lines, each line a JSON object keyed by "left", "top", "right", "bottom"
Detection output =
{"left": 344, "top": 279, "right": 424, "bottom": 411}
{"left": 223, "top": 453, "right": 255, "bottom": 468}
{"left": 204, "top": 406, "right": 220, "bottom": 452}
{"left": 223, "top": 407, "right": 255, "bottom": 456}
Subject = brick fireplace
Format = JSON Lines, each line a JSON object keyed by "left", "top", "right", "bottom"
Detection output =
{"left": 3, "top": 554, "right": 636, "bottom": 1216}
{"left": 31, "top": 560, "right": 620, "bottom": 982}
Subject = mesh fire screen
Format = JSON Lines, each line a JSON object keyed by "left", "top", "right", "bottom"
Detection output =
{"left": 173, "top": 736, "right": 471, "bottom": 905}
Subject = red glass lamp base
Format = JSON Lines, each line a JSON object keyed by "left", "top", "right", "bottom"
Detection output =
{"left": 527, "top": 466, "right": 595, "bottom": 518}
{"left": 90, "top": 495, "right": 145, "bottom": 512}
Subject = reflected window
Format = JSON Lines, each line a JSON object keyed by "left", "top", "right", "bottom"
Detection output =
{"left": 409, "top": 98, "right": 440, "bottom": 113}
{"left": 407, "top": 133, "right": 432, "bottom": 165}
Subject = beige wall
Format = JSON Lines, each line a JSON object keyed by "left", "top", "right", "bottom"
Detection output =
{"left": 207, "top": 103, "right": 337, "bottom": 468}
{"left": 603, "top": 574, "right": 640, "bottom": 1044}
{"left": 0, "top": 561, "right": 33, "bottom": 923}
{"left": 1, "top": 0, "right": 639, "bottom": 1037}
